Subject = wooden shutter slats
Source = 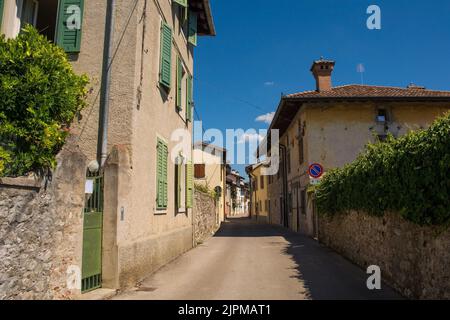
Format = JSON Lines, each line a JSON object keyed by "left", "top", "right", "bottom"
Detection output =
{"left": 157, "top": 139, "right": 168, "bottom": 209}
{"left": 160, "top": 22, "right": 172, "bottom": 89}
{"left": 176, "top": 57, "right": 182, "bottom": 110}
{"left": 0, "top": 0, "right": 4, "bottom": 30}
{"left": 186, "top": 75, "right": 193, "bottom": 122}
{"left": 173, "top": 0, "right": 188, "bottom": 8}
{"left": 56, "top": 0, "right": 84, "bottom": 53}
{"left": 186, "top": 162, "right": 193, "bottom": 209}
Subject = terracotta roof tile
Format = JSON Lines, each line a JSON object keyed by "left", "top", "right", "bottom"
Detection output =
{"left": 286, "top": 85, "right": 450, "bottom": 99}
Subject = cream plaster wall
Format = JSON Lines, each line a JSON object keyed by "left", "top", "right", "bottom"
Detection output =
{"left": 272, "top": 101, "right": 450, "bottom": 237}
{"left": 193, "top": 148, "right": 226, "bottom": 223}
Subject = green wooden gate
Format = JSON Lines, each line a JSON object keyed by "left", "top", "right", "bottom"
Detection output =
{"left": 81, "top": 173, "right": 104, "bottom": 292}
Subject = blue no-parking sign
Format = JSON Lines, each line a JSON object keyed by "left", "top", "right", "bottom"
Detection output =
{"left": 309, "top": 163, "right": 324, "bottom": 179}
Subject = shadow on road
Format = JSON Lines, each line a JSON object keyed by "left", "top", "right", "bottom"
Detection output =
{"left": 215, "top": 217, "right": 402, "bottom": 300}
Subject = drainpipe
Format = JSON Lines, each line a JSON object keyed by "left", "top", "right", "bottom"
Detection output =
{"left": 279, "top": 144, "right": 288, "bottom": 228}
{"left": 97, "top": 0, "right": 116, "bottom": 167}
{"left": 248, "top": 173, "right": 255, "bottom": 220}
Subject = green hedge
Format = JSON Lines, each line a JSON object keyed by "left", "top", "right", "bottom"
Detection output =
{"left": 0, "top": 26, "right": 88, "bottom": 177}
{"left": 316, "top": 112, "right": 450, "bottom": 226}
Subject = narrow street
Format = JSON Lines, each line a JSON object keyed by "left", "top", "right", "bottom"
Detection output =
{"left": 114, "top": 217, "right": 401, "bottom": 300}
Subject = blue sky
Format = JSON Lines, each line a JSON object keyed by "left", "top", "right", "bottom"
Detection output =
{"left": 193, "top": 0, "right": 450, "bottom": 179}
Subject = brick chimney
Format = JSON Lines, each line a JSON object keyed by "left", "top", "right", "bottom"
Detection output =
{"left": 310, "top": 58, "right": 335, "bottom": 92}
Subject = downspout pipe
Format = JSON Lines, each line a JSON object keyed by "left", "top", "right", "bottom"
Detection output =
{"left": 97, "top": 0, "right": 116, "bottom": 167}
{"left": 248, "top": 172, "right": 255, "bottom": 221}
{"left": 279, "top": 144, "right": 288, "bottom": 228}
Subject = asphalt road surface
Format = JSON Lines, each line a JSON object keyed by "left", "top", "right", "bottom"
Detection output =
{"left": 114, "top": 217, "right": 401, "bottom": 300}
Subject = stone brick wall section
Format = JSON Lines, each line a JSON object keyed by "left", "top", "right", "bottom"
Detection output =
{"left": 193, "top": 190, "right": 219, "bottom": 246}
{"left": 0, "top": 147, "right": 87, "bottom": 300}
{"left": 319, "top": 211, "right": 450, "bottom": 299}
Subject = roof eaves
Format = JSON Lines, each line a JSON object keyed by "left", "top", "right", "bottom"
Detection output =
{"left": 200, "top": 0, "right": 216, "bottom": 36}
{"left": 284, "top": 95, "right": 450, "bottom": 102}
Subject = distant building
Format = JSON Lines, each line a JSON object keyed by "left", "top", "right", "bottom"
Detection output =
{"left": 193, "top": 142, "right": 227, "bottom": 224}
{"left": 225, "top": 167, "right": 249, "bottom": 217}
{"left": 246, "top": 161, "right": 270, "bottom": 223}
{"left": 263, "top": 58, "right": 450, "bottom": 238}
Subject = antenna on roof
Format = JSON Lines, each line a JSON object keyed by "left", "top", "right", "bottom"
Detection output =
{"left": 357, "top": 63, "right": 365, "bottom": 85}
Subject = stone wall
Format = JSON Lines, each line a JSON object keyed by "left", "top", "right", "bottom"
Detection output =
{"left": 319, "top": 211, "right": 450, "bottom": 299}
{"left": 0, "top": 147, "right": 87, "bottom": 300}
{"left": 193, "top": 190, "right": 219, "bottom": 246}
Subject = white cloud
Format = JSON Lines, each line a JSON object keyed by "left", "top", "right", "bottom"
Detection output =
{"left": 264, "top": 81, "right": 275, "bottom": 86}
{"left": 238, "top": 133, "right": 265, "bottom": 144}
{"left": 255, "top": 112, "right": 275, "bottom": 124}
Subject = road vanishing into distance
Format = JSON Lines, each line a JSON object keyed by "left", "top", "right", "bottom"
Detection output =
{"left": 114, "top": 217, "right": 401, "bottom": 300}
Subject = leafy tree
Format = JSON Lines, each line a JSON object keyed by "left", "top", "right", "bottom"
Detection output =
{"left": 0, "top": 26, "right": 88, "bottom": 177}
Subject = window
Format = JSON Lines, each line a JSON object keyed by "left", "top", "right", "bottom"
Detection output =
{"left": 156, "top": 139, "right": 168, "bottom": 210}
{"left": 194, "top": 164, "right": 205, "bottom": 179}
{"left": 20, "top": 0, "right": 38, "bottom": 29}
{"left": 268, "top": 200, "right": 271, "bottom": 215}
{"left": 186, "top": 162, "right": 193, "bottom": 209}
{"left": 175, "top": 156, "right": 193, "bottom": 212}
{"left": 3, "top": 0, "right": 84, "bottom": 52}
{"left": 288, "top": 193, "right": 292, "bottom": 212}
{"left": 253, "top": 178, "right": 258, "bottom": 191}
{"left": 300, "top": 190, "right": 306, "bottom": 215}
{"left": 188, "top": 11, "right": 197, "bottom": 46}
{"left": 175, "top": 155, "right": 186, "bottom": 212}
{"left": 186, "top": 75, "right": 193, "bottom": 122}
{"left": 298, "top": 136, "right": 304, "bottom": 164}
{"left": 0, "top": 0, "right": 4, "bottom": 30}
{"left": 287, "top": 149, "right": 291, "bottom": 173}
{"left": 260, "top": 175, "right": 264, "bottom": 189}
{"left": 377, "top": 108, "right": 388, "bottom": 123}
{"left": 159, "top": 21, "right": 172, "bottom": 89}
{"left": 176, "top": 57, "right": 186, "bottom": 112}
{"left": 176, "top": 1, "right": 188, "bottom": 39}
{"left": 298, "top": 121, "right": 305, "bottom": 165}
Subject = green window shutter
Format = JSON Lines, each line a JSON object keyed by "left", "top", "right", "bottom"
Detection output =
{"left": 176, "top": 157, "right": 182, "bottom": 209}
{"left": 0, "top": 0, "right": 4, "bottom": 31}
{"left": 186, "top": 162, "right": 193, "bottom": 209}
{"left": 186, "top": 75, "right": 193, "bottom": 122}
{"left": 173, "top": 0, "right": 188, "bottom": 8}
{"left": 188, "top": 12, "right": 198, "bottom": 46}
{"left": 157, "top": 139, "right": 168, "bottom": 209}
{"left": 160, "top": 22, "right": 173, "bottom": 89}
{"left": 176, "top": 57, "right": 182, "bottom": 111}
{"left": 56, "top": 0, "right": 84, "bottom": 53}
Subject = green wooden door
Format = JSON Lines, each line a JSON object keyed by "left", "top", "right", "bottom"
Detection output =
{"left": 82, "top": 174, "right": 103, "bottom": 292}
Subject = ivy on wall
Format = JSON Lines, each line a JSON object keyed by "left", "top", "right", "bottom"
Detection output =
{"left": 0, "top": 26, "right": 88, "bottom": 177}
{"left": 316, "top": 112, "right": 450, "bottom": 226}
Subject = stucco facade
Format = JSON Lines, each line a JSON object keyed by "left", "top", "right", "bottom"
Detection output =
{"left": 264, "top": 59, "right": 450, "bottom": 238}
{"left": 247, "top": 162, "right": 269, "bottom": 223}
{"left": 193, "top": 143, "right": 227, "bottom": 224}
{"left": 1, "top": 0, "right": 215, "bottom": 293}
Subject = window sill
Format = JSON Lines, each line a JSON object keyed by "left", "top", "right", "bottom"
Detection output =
{"left": 154, "top": 210, "right": 168, "bottom": 215}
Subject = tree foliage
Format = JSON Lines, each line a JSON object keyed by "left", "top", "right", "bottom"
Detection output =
{"left": 0, "top": 26, "right": 88, "bottom": 177}
{"left": 316, "top": 112, "right": 450, "bottom": 226}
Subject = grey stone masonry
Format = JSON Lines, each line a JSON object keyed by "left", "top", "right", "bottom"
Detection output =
{"left": 193, "top": 191, "right": 219, "bottom": 246}
{"left": 319, "top": 211, "right": 450, "bottom": 299}
{"left": 0, "top": 146, "right": 87, "bottom": 300}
